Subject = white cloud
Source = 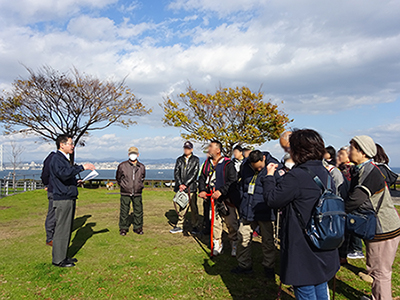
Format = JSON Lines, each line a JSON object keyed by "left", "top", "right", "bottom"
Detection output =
{"left": 0, "top": 0, "right": 117, "bottom": 24}
{"left": 1, "top": 0, "right": 400, "bottom": 163}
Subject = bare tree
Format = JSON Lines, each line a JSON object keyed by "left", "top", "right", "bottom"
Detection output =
{"left": 0, "top": 66, "right": 152, "bottom": 164}
{"left": 8, "top": 141, "right": 24, "bottom": 190}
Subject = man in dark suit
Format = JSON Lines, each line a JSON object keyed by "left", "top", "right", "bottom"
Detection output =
{"left": 50, "top": 134, "right": 94, "bottom": 267}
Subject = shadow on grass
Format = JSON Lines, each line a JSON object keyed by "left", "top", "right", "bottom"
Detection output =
{"left": 68, "top": 222, "right": 109, "bottom": 257}
{"left": 330, "top": 277, "right": 370, "bottom": 300}
{"left": 193, "top": 231, "right": 294, "bottom": 300}
{"left": 72, "top": 214, "right": 92, "bottom": 232}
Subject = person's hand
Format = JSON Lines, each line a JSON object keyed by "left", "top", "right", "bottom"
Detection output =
{"left": 77, "top": 180, "right": 84, "bottom": 187}
{"left": 44, "top": 187, "right": 48, "bottom": 191}
{"left": 199, "top": 191, "right": 207, "bottom": 199}
{"left": 83, "top": 163, "right": 95, "bottom": 171}
{"left": 212, "top": 190, "right": 222, "bottom": 200}
{"left": 267, "top": 163, "right": 278, "bottom": 176}
{"left": 179, "top": 184, "right": 187, "bottom": 192}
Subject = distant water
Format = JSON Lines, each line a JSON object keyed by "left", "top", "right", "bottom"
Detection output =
{"left": 2, "top": 167, "right": 399, "bottom": 181}
{"left": 0, "top": 169, "right": 174, "bottom": 181}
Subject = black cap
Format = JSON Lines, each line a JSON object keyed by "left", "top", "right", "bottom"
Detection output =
{"left": 183, "top": 141, "right": 193, "bottom": 149}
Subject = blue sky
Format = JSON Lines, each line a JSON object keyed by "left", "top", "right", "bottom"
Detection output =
{"left": 0, "top": 0, "right": 400, "bottom": 166}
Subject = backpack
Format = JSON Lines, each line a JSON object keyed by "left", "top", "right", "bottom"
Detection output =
{"left": 293, "top": 168, "right": 346, "bottom": 251}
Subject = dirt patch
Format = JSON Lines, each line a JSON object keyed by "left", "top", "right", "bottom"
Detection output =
{"left": 0, "top": 206, "right": 11, "bottom": 210}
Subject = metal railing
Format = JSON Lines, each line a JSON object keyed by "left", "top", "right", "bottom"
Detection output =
{"left": 0, "top": 173, "right": 44, "bottom": 198}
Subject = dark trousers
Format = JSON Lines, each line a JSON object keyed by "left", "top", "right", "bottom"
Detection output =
{"left": 202, "top": 199, "right": 211, "bottom": 233}
{"left": 119, "top": 195, "right": 143, "bottom": 231}
{"left": 45, "top": 192, "right": 56, "bottom": 243}
{"left": 52, "top": 200, "right": 76, "bottom": 264}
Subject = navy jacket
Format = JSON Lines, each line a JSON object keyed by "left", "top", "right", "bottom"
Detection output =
{"left": 41, "top": 151, "right": 56, "bottom": 193}
{"left": 49, "top": 151, "right": 84, "bottom": 201}
{"left": 238, "top": 152, "right": 283, "bottom": 222}
{"left": 263, "top": 160, "right": 340, "bottom": 286}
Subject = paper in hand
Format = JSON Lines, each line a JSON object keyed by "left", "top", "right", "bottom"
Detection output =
{"left": 82, "top": 170, "right": 99, "bottom": 182}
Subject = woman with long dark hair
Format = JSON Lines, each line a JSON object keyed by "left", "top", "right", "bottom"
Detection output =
{"left": 263, "top": 129, "right": 339, "bottom": 300}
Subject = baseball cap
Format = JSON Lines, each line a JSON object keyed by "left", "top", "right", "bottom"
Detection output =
{"left": 128, "top": 146, "right": 139, "bottom": 154}
{"left": 183, "top": 141, "right": 193, "bottom": 149}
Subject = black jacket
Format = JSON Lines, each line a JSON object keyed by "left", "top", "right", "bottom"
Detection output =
{"left": 263, "top": 160, "right": 339, "bottom": 286}
{"left": 49, "top": 151, "right": 84, "bottom": 201}
{"left": 41, "top": 151, "right": 56, "bottom": 193}
{"left": 238, "top": 152, "right": 283, "bottom": 222}
{"left": 174, "top": 154, "right": 199, "bottom": 193}
{"left": 198, "top": 157, "right": 237, "bottom": 201}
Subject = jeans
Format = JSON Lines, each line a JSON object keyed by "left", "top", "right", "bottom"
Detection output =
{"left": 294, "top": 282, "right": 330, "bottom": 300}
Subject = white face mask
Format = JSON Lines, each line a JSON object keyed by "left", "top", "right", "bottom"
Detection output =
{"left": 129, "top": 154, "right": 138, "bottom": 161}
{"left": 285, "top": 162, "right": 295, "bottom": 170}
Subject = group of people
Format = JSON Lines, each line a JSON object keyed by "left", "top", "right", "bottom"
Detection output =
{"left": 166, "top": 131, "right": 400, "bottom": 300}
{"left": 41, "top": 130, "right": 400, "bottom": 300}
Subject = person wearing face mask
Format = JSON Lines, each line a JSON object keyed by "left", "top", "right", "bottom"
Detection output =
{"left": 116, "top": 147, "right": 146, "bottom": 236}
{"left": 281, "top": 153, "right": 295, "bottom": 172}
{"left": 231, "top": 150, "right": 283, "bottom": 278}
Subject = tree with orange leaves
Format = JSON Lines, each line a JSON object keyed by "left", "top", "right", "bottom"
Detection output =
{"left": 161, "top": 86, "right": 291, "bottom": 156}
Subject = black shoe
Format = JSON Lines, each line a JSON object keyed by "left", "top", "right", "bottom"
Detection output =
{"left": 231, "top": 266, "right": 254, "bottom": 275}
{"left": 264, "top": 267, "right": 275, "bottom": 279}
{"left": 191, "top": 227, "right": 200, "bottom": 235}
{"left": 201, "top": 228, "right": 210, "bottom": 236}
{"left": 67, "top": 257, "right": 78, "bottom": 263}
{"left": 52, "top": 260, "right": 75, "bottom": 268}
{"left": 134, "top": 228, "right": 144, "bottom": 235}
{"left": 120, "top": 229, "right": 127, "bottom": 236}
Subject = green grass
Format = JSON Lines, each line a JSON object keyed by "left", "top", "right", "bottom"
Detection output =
{"left": 0, "top": 189, "right": 399, "bottom": 299}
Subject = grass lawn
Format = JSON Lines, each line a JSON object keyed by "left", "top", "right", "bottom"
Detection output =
{"left": 0, "top": 188, "right": 399, "bottom": 300}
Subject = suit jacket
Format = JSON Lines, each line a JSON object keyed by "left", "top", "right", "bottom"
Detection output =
{"left": 50, "top": 151, "right": 84, "bottom": 201}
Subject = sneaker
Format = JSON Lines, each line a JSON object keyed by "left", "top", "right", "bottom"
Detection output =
{"left": 191, "top": 227, "right": 200, "bottom": 235}
{"left": 231, "top": 266, "right": 253, "bottom": 275}
{"left": 348, "top": 251, "right": 365, "bottom": 259}
{"left": 170, "top": 227, "right": 183, "bottom": 234}
{"left": 231, "top": 241, "right": 237, "bottom": 257}
{"left": 213, "top": 239, "right": 223, "bottom": 256}
{"left": 120, "top": 229, "right": 127, "bottom": 236}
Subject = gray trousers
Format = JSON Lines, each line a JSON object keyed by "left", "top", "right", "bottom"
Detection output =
{"left": 45, "top": 192, "right": 56, "bottom": 243}
{"left": 52, "top": 200, "right": 76, "bottom": 264}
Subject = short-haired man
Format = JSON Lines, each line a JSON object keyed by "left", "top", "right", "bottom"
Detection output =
{"left": 116, "top": 147, "right": 146, "bottom": 236}
{"left": 232, "top": 150, "right": 283, "bottom": 278}
{"left": 198, "top": 140, "right": 238, "bottom": 256}
{"left": 170, "top": 141, "right": 200, "bottom": 234}
{"left": 232, "top": 145, "right": 244, "bottom": 173}
{"left": 50, "top": 135, "right": 95, "bottom": 267}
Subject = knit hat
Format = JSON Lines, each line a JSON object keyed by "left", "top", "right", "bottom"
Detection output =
{"left": 352, "top": 135, "right": 377, "bottom": 158}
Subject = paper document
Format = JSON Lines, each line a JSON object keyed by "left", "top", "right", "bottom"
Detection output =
{"left": 82, "top": 170, "right": 99, "bottom": 182}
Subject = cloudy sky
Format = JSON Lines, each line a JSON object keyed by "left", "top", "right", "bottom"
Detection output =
{"left": 0, "top": 0, "right": 399, "bottom": 166}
